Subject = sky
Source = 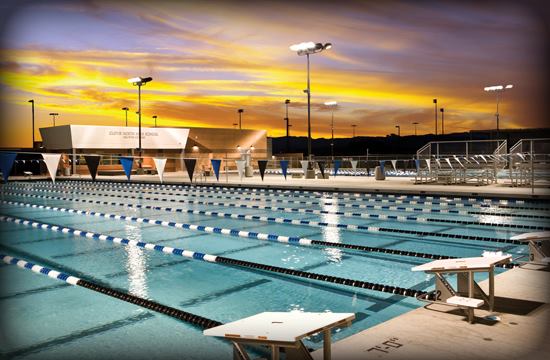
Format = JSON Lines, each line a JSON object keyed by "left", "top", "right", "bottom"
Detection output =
{"left": 0, "top": 0, "right": 547, "bottom": 148}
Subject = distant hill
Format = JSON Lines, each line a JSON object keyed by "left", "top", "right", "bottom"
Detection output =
{"left": 271, "top": 128, "right": 550, "bottom": 156}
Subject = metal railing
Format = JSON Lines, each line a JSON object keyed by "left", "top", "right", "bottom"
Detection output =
{"left": 508, "top": 138, "right": 550, "bottom": 192}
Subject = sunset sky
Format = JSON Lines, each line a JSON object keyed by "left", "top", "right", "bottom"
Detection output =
{"left": 0, "top": 0, "right": 547, "bottom": 148}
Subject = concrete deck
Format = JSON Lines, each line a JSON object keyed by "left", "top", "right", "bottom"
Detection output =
{"left": 313, "top": 265, "right": 550, "bottom": 360}
{"left": 18, "top": 172, "right": 550, "bottom": 199}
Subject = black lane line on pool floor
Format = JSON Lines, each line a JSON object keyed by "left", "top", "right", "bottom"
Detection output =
{"left": 3, "top": 312, "right": 156, "bottom": 359}
{"left": 0, "top": 215, "right": 431, "bottom": 298}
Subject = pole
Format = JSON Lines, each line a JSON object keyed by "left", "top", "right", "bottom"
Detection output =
{"left": 496, "top": 91, "right": 500, "bottom": 138}
{"left": 29, "top": 100, "right": 35, "bottom": 148}
{"left": 440, "top": 108, "right": 444, "bottom": 135}
{"left": 285, "top": 101, "right": 290, "bottom": 153}
{"left": 331, "top": 109, "right": 334, "bottom": 160}
{"left": 306, "top": 53, "right": 311, "bottom": 162}
{"left": 125, "top": 109, "right": 128, "bottom": 127}
{"left": 434, "top": 99, "right": 438, "bottom": 135}
{"left": 239, "top": 112, "right": 242, "bottom": 130}
{"left": 138, "top": 84, "right": 142, "bottom": 152}
{"left": 531, "top": 139, "right": 534, "bottom": 195}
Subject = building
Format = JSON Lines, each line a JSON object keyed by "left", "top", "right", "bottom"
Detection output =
{"left": 39, "top": 125, "right": 268, "bottom": 175}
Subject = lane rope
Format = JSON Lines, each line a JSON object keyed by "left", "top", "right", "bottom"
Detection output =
{"left": 0, "top": 254, "right": 222, "bottom": 329}
{"left": 3, "top": 189, "right": 547, "bottom": 231}
{"left": 0, "top": 199, "right": 525, "bottom": 245}
{"left": 18, "top": 179, "right": 542, "bottom": 206}
{"left": 7, "top": 181, "right": 545, "bottom": 211}
{"left": 0, "top": 215, "right": 432, "bottom": 297}
{"left": 10, "top": 182, "right": 549, "bottom": 220}
{"left": 0, "top": 197, "right": 505, "bottom": 262}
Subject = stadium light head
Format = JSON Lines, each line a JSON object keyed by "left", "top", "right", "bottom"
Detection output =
{"left": 128, "top": 77, "right": 153, "bottom": 85}
{"left": 290, "top": 41, "right": 332, "bottom": 56}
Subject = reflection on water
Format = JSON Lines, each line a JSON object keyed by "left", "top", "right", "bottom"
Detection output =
{"left": 320, "top": 198, "right": 343, "bottom": 263}
{"left": 124, "top": 224, "right": 148, "bottom": 298}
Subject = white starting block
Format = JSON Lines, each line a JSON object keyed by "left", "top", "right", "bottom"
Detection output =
{"left": 203, "top": 311, "right": 355, "bottom": 360}
{"left": 510, "top": 231, "right": 550, "bottom": 266}
{"left": 412, "top": 255, "right": 511, "bottom": 323}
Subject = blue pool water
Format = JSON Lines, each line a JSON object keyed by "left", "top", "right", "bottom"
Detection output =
{"left": 1, "top": 180, "right": 548, "bottom": 359}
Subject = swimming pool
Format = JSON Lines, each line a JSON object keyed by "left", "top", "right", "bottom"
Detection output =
{"left": 1, "top": 180, "right": 548, "bottom": 359}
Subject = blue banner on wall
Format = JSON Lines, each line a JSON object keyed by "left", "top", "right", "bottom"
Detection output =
{"left": 415, "top": 159, "right": 420, "bottom": 171}
{"left": 0, "top": 152, "right": 17, "bottom": 183}
{"left": 280, "top": 160, "right": 288, "bottom": 179}
{"left": 333, "top": 160, "right": 341, "bottom": 176}
{"left": 379, "top": 160, "right": 385, "bottom": 174}
{"left": 211, "top": 159, "right": 221, "bottom": 181}
{"left": 120, "top": 157, "right": 134, "bottom": 180}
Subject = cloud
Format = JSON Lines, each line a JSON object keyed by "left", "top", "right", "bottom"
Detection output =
{"left": 0, "top": 0, "right": 547, "bottom": 148}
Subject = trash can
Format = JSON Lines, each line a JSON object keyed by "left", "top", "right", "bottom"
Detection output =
{"left": 374, "top": 166, "right": 385, "bottom": 180}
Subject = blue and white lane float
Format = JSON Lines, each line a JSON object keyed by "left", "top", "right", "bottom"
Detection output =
{"left": 8, "top": 184, "right": 548, "bottom": 221}
{"left": 2, "top": 185, "right": 481, "bottom": 217}
{"left": 13, "top": 179, "right": 535, "bottom": 205}
{"left": 6, "top": 181, "right": 535, "bottom": 210}
{"left": 2, "top": 191, "right": 547, "bottom": 233}
{"left": 28, "top": 180, "right": 548, "bottom": 210}
{"left": 53, "top": 179, "right": 535, "bottom": 204}
{"left": 0, "top": 199, "right": 525, "bottom": 245}
{"left": 0, "top": 254, "right": 222, "bottom": 328}
{"left": 0, "top": 216, "right": 432, "bottom": 297}
{"left": 0, "top": 201, "right": 520, "bottom": 263}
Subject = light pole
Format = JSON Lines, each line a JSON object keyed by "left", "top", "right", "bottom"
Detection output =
{"left": 238, "top": 109, "right": 244, "bottom": 130}
{"left": 484, "top": 84, "right": 513, "bottom": 138}
{"left": 433, "top": 98, "right": 438, "bottom": 135}
{"left": 232, "top": 123, "right": 238, "bottom": 129}
{"left": 440, "top": 108, "right": 445, "bottom": 135}
{"left": 121, "top": 107, "right": 129, "bottom": 126}
{"left": 128, "top": 76, "right": 153, "bottom": 152}
{"left": 324, "top": 101, "right": 337, "bottom": 160}
{"left": 152, "top": 115, "right": 158, "bottom": 127}
{"left": 351, "top": 124, "right": 357, "bottom": 138}
{"left": 395, "top": 125, "right": 400, "bottom": 137}
{"left": 289, "top": 41, "right": 332, "bottom": 164}
{"left": 412, "top": 122, "right": 418, "bottom": 136}
{"left": 284, "top": 99, "right": 290, "bottom": 153}
{"left": 28, "top": 100, "right": 35, "bottom": 148}
{"left": 49, "top": 113, "right": 59, "bottom": 126}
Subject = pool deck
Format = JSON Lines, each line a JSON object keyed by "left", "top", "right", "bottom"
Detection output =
{"left": 18, "top": 172, "right": 550, "bottom": 199}
{"left": 312, "top": 265, "right": 550, "bottom": 360}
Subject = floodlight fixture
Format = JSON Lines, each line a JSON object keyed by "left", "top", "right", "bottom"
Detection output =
{"left": 128, "top": 76, "right": 153, "bottom": 152}
{"left": 483, "top": 83, "right": 513, "bottom": 135}
{"left": 289, "top": 40, "right": 332, "bottom": 165}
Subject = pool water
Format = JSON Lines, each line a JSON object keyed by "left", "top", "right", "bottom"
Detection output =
{"left": 1, "top": 180, "right": 548, "bottom": 359}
